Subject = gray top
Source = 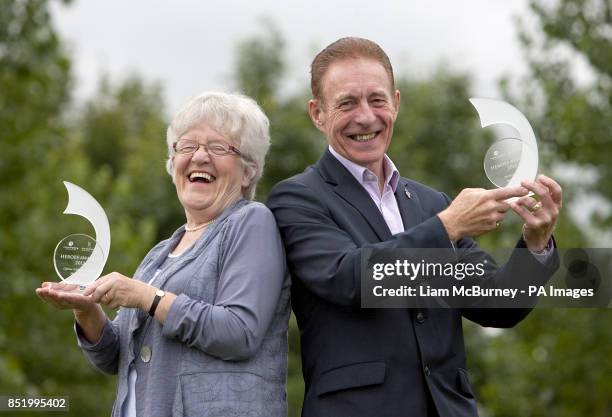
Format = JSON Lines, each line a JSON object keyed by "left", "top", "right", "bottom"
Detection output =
{"left": 75, "top": 200, "right": 290, "bottom": 417}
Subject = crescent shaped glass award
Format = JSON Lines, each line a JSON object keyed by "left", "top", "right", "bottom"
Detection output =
{"left": 469, "top": 98, "right": 539, "bottom": 189}
{"left": 53, "top": 182, "right": 111, "bottom": 289}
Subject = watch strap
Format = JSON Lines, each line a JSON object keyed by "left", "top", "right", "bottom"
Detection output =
{"left": 148, "top": 291, "right": 163, "bottom": 316}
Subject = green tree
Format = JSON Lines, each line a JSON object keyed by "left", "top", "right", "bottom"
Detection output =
{"left": 473, "top": 309, "right": 612, "bottom": 417}
{"left": 0, "top": 2, "right": 177, "bottom": 415}
{"left": 508, "top": 0, "right": 612, "bottom": 234}
{"left": 232, "top": 22, "right": 324, "bottom": 202}
{"left": 77, "top": 75, "right": 183, "bottom": 244}
{"left": 234, "top": 19, "right": 285, "bottom": 111}
{"left": 0, "top": 1, "right": 118, "bottom": 416}
{"left": 472, "top": 1, "right": 612, "bottom": 416}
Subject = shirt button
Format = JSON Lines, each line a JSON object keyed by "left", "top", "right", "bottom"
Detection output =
{"left": 140, "top": 346, "right": 152, "bottom": 363}
{"left": 424, "top": 365, "right": 431, "bottom": 376}
{"left": 416, "top": 312, "right": 425, "bottom": 323}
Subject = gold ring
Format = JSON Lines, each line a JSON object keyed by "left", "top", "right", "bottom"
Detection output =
{"left": 103, "top": 293, "right": 109, "bottom": 303}
{"left": 532, "top": 202, "right": 542, "bottom": 212}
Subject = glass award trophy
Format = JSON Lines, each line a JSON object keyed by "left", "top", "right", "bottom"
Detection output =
{"left": 53, "top": 182, "right": 111, "bottom": 289}
{"left": 469, "top": 98, "right": 539, "bottom": 189}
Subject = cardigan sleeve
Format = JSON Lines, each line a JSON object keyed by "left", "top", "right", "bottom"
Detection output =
{"left": 161, "top": 203, "right": 286, "bottom": 360}
{"left": 74, "top": 309, "right": 123, "bottom": 375}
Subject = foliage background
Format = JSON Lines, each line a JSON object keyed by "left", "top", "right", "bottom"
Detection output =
{"left": 0, "top": 0, "right": 610, "bottom": 416}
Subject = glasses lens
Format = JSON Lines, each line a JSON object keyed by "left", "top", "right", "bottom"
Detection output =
{"left": 207, "top": 142, "right": 230, "bottom": 156}
{"left": 176, "top": 140, "right": 198, "bottom": 154}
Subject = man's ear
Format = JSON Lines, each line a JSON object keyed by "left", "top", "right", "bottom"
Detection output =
{"left": 308, "top": 99, "right": 325, "bottom": 132}
{"left": 392, "top": 89, "right": 401, "bottom": 121}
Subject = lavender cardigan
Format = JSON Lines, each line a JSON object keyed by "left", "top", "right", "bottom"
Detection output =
{"left": 76, "top": 200, "right": 290, "bottom": 416}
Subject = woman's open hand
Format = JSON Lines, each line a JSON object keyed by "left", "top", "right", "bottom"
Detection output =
{"left": 36, "top": 282, "right": 97, "bottom": 312}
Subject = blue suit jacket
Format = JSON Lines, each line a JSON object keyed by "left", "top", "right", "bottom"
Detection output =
{"left": 267, "top": 150, "right": 558, "bottom": 417}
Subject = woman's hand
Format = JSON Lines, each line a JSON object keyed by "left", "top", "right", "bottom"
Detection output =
{"left": 36, "top": 282, "right": 97, "bottom": 313}
{"left": 83, "top": 272, "right": 157, "bottom": 311}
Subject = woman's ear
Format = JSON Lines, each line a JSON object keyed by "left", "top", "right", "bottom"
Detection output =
{"left": 168, "top": 156, "right": 176, "bottom": 184}
{"left": 241, "top": 162, "right": 256, "bottom": 188}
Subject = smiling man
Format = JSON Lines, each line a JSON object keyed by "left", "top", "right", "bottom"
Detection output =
{"left": 267, "top": 37, "right": 562, "bottom": 417}
{"left": 309, "top": 57, "right": 399, "bottom": 184}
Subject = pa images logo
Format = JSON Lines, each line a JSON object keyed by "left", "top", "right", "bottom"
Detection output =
{"left": 563, "top": 248, "right": 612, "bottom": 307}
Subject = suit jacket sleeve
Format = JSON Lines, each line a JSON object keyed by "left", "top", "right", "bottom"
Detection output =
{"left": 436, "top": 193, "right": 561, "bottom": 327}
{"left": 268, "top": 179, "right": 454, "bottom": 307}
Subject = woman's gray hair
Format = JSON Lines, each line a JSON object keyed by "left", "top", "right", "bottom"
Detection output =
{"left": 166, "top": 92, "right": 271, "bottom": 200}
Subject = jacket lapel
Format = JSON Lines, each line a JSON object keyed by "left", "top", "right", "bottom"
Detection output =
{"left": 315, "top": 150, "right": 392, "bottom": 241}
{"left": 395, "top": 178, "right": 424, "bottom": 231}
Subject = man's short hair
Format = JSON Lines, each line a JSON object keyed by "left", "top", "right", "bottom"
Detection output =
{"left": 310, "top": 37, "right": 395, "bottom": 101}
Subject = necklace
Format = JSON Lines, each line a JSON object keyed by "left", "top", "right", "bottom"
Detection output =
{"left": 184, "top": 218, "right": 216, "bottom": 232}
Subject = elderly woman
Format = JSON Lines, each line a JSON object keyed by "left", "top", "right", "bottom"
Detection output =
{"left": 36, "top": 92, "right": 290, "bottom": 417}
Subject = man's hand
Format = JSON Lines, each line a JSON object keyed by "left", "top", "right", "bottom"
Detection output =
{"left": 437, "top": 186, "right": 529, "bottom": 241}
{"left": 510, "top": 175, "right": 562, "bottom": 252}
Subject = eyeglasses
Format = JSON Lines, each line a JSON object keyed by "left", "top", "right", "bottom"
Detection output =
{"left": 173, "top": 139, "right": 243, "bottom": 157}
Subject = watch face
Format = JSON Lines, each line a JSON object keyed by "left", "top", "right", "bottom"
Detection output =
{"left": 156, "top": 289, "right": 165, "bottom": 297}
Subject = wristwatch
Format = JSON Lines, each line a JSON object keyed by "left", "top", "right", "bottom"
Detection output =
{"left": 148, "top": 289, "right": 165, "bottom": 317}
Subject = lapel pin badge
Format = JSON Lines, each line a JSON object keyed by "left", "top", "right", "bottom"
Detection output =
{"left": 404, "top": 187, "right": 411, "bottom": 199}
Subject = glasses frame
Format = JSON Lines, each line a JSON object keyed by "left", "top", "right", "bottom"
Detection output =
{"left": 173, "top": 138, "right": 243, "bottom": 158}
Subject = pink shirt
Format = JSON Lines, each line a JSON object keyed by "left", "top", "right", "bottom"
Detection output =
{"left": 328, "top": 146, "right": 405, "bottom": 235}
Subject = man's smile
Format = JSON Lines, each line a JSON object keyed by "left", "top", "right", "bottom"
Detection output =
{"left": 348, "top": 132, "right": 379, "bottom": 142}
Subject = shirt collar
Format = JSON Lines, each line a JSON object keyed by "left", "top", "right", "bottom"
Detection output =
{"left": 328, "top": 145, "right": 400, "bottom": 192}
